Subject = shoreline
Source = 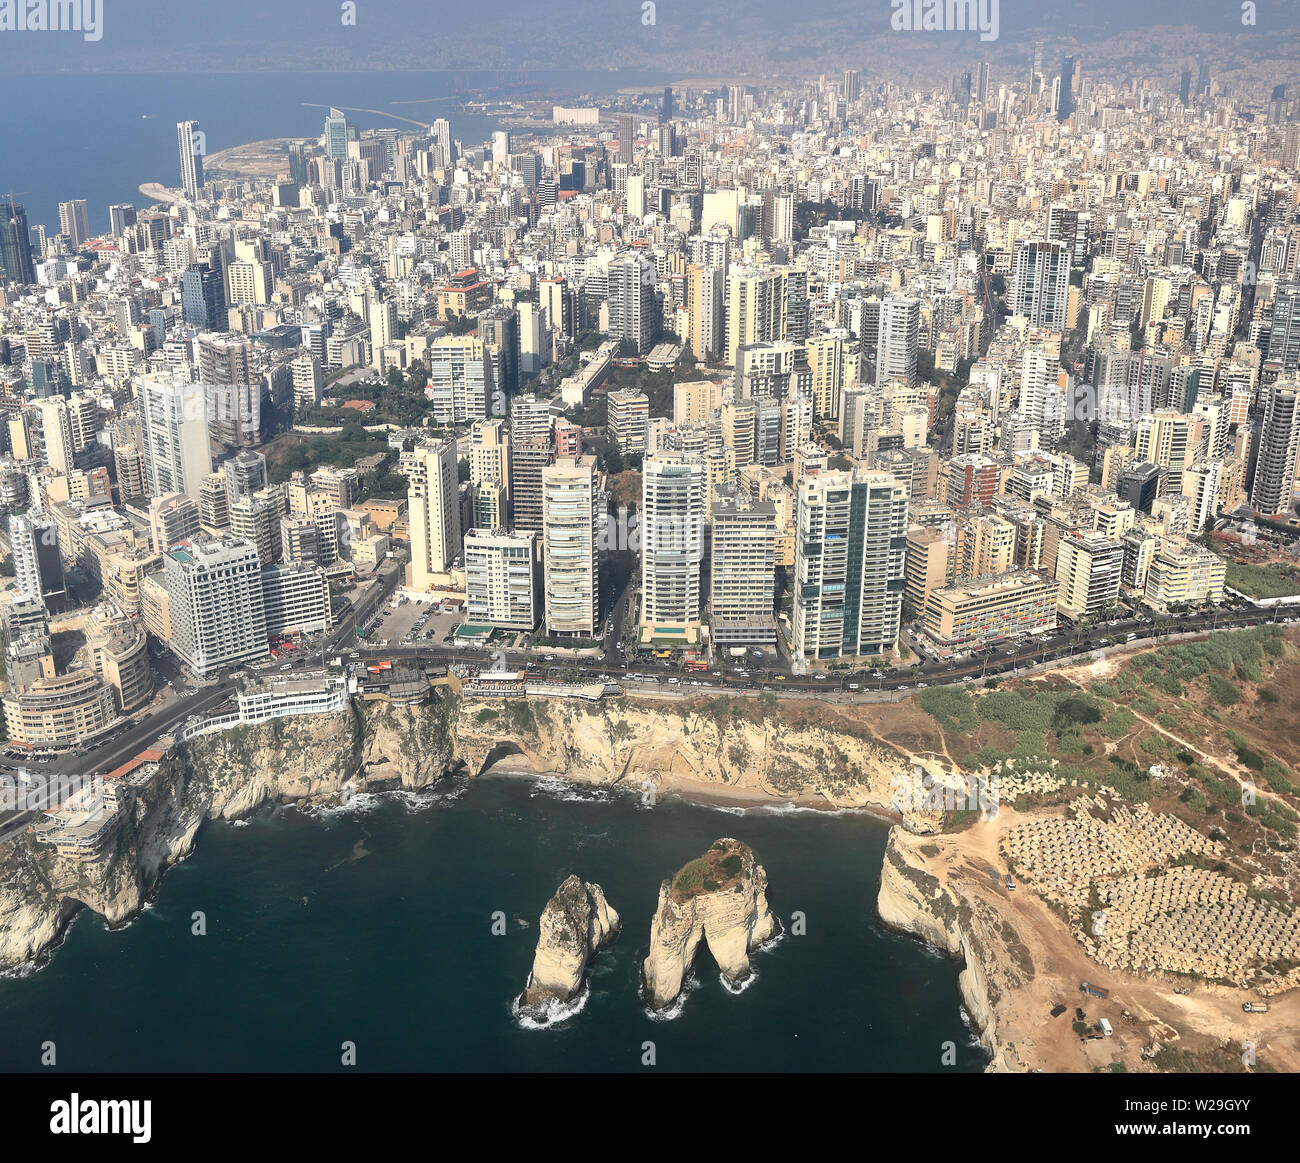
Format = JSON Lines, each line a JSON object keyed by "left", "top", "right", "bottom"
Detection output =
{"left": 478, "top": 760, "right": 901, "bottom": 822}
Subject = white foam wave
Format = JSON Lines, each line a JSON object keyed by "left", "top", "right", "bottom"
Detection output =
{"left": 642, "top": 974, "right": 700, "bottom": 1022}
{"left": 512, "top": 983, "right": 591, "bottom": 1029}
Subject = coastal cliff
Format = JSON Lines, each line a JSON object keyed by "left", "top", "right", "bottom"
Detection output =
{"left": 457, "top": 695, "right": 911, "bottom": 810}
{"left": 522, "top": 875, "right": 620, "bottom": 1009}
{"left": 642, "top": 838, "right": 777, "bottom": 1010}
{"left": 0, "top": 698, "right": 455, "bottom": 968}
{"left": 0, "top": 690, "right": 910, "bottom": 972}
{"left": 876, "top": 825, "right": 1033, "bottom": 1072}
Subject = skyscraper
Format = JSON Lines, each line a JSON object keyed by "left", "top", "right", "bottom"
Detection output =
{"left": 139, "top": 376, "right": 214, "bottom": 501}
{"left": 608, "top": 251, "right": 657, "bottom": 355}
{"left": 640, "top": 454, "right": 707, "bottom": 629}
{"left": 1251, "top": 381, "right": 1300, "bottom": 518}
{"left": 181, "top": 263, "right": 226, "bottom": 331}
{"left": 618, "top": 113, "right": 636, "bottom": 161}
{"left": 542, "top": 455, "right": 600, "bottom": 638}
{"left": 177, "top": 120, "right": 204, "bottom": 200}
{"left": 108, "top": 203, "right": 137, "bottom": 237}
{"left": 9, "top": 512, "right": 66, "bottom": 613}
{"left": 842, "top": 69, "right": 861, "bottom": 104}
{"left": 57, "top": 199, "right": 90, "bottom": 247}
{"left": 875, "top": 294, "right": 920, "bottom": 387}
{"left": 406, "top": 439, "right": 463, "bottom": 590}
{"left": 0, "top": 199, "right": 35, "bottom": 286}
{"left": 1009, "top": 239, "right": 1070, "bottom": 330}
{"left": 792, "top": 470, "right": 908, "bottom": 661}
{"left": 661, "top": 85, "right": 674, "bottom": 122}
{"left": 1057, "top": 56, "right": 1075, "bottom": 121}
{"left": 324, "top": 108, "right": 354, "bottom": 161}
{"left": 163, "top": 538, "right": 267, "bottom": 677}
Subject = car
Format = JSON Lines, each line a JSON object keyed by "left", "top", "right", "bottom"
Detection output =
{"left": 917, "top": 682, "right": 928, "bottom": 689}
{"left": 279, "top": 664, "right": 292, "bottom": 672}
{"left": 349, "top": 652, "right": 359, "bottom": 659}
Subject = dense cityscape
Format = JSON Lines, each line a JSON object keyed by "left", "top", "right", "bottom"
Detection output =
{"left": 2, "top": 21, "right": 1300, "bottom": 1093}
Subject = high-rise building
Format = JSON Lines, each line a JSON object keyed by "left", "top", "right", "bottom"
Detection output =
{"left": 1009, "top": 240, "right": 1070, "bottom": 329}
{"left": 725, "top": 267, "right": 787, "bottom": 367}
{"left": 464, "top": 528, "right": 540, "bottom": 631}
{"left": 1266, "top": 283, "right": 1300, "bottom": 371}
{"left": 640, "top": 454, "right": 707, "bottom": 629}
{"left": 139, "top": 377, "right": 213, "bottom": 501}
{"left": 618, "top": 113, "right": 636, "bottom": 161}
{"left": 1057, "top": 56, "right": 1075, "bottom": 121}
{"left": 792, "top": 470, "right": 908, "bottom": 661}
{"left": 181, "top": 263, "right": 226, "bottom": 331}
{"left": 57, "top": 199, "right": 90, "bottom": 247}
{"left": 223, "top": 449, "right": 269, "bottom": 512}
{"left": 1250, "top": 381, "right": 1300, "bottom": 518}
{"left": 163, "top": 537, "right": 267, "bottom": 677}
{"left": 542, "top": 455, "right": 600, "bottom": 637}
{"left": 406, "top": 440, "right": 463, "bottom": 590}
{"left": 0, "top": 199, "right": 35, "bottom": 286}
{"left": 875, "top": 295, "right": 920, "bottom": 387}
{"left": 9, "top": 512, "right": 66, "bottom": 612}
{"left": 427, "top": 334, "right": 493, "bottom": 423}
{"left": 1117, "top": 460, "right": 1163, "bottom": 515}
{"left": 1055, "top": 532, "right": 1123, "bottom": 621}
{"left": 509, "top": 395, "right": 554, "bottom": 532}
{"left": 842, "top": 69, "right": 861, "bottom": 104}
{"left": 324, "top": 108, "right": 354, "bottom": 161}
{"left": 176, "top": 120, "right": 205, "bottom": 201}
{"left": 710, "top": 485, "right": 777, "bottom": 645}
{"left": 608, "top": 252, "right": 657, "bottom": 354}
{"left": 108, "top": 203, "right": 137, "bottom": 237}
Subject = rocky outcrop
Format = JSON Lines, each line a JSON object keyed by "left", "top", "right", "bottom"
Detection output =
{"left": 522, "top": 875, "right": 620, "bottom": 1008}
{"left": 642, "top": 838, "right": 777, "bottom": 1010}
{"left": 457, "top": 695, "right": 912, "bottom": 811}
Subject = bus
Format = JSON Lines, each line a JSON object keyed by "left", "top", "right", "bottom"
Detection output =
{"left": 684, "top": 659, "right": 708, "bottom": 673}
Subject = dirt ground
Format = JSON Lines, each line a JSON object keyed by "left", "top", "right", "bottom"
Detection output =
{"left": 902, "top": 813, "right": 1300, "bottom": 1073}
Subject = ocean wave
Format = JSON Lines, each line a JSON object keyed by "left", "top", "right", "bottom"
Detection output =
{"left": 642, "top": 974, "right": 700, "bottom": 1022}
{"left": 754, "top": 925, "right": 786, "bottom": 954}
{"left": 527, "top": 776, "right": 611, "bottom": 804}
{"left": 720, "top": 968, "right": 758, "bottom": 995}
{"left": 958, "top": 1004, "right": 984, "bottom": 1047}
{"left": 228, "top": 818, "right": 250, "bottom": 828}
{"left": 512, "top": 983, "right": 590, "bottom": 1029}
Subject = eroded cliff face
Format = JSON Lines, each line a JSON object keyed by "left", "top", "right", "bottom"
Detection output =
{"left": 876, "top": 826, "right": 1032, "bottom": 1072}
{"left": 642, "top": 838, "right": 778, "bottom": 1010}
{"left": 0, "top": 698, "right": 456, "bottom": 968}
{"left": 522, "top": 875, "right": 620, "bottom": 1008}
{"left": 457, "top": 696, "right": 911, "bottom": 810}
{"left": 1, "top": 690, "right": 911, "bottom": 972}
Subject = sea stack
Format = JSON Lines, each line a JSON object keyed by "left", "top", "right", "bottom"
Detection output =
{"left": 642, "top": 838, "right": 777, "bottom": 1010}
{"left": 522, "top": 875, "right": 620, "bottom": 1008}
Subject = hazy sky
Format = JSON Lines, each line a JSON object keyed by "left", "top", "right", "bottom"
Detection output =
{"left": 0, "top": 0, "right": 1295, "bottom": 72}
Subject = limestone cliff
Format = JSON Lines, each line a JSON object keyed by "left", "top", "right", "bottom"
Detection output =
{"left": 876, "top": 826, "right": 1032, "bottom": 1072}
{"left": 457, "top": 695, "right": 911, "bottom": 810}
{"left": 0, "top": 697, "right": 456, "bottom": 968}
{"left": 1, "top": 689, "right": 914, "bottom": 973}
{"left": 642, "top": 838, "right": 777, "bottom": 1010}
{"left": 522, "top": 875, "right": 620, "bottom": 1008}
